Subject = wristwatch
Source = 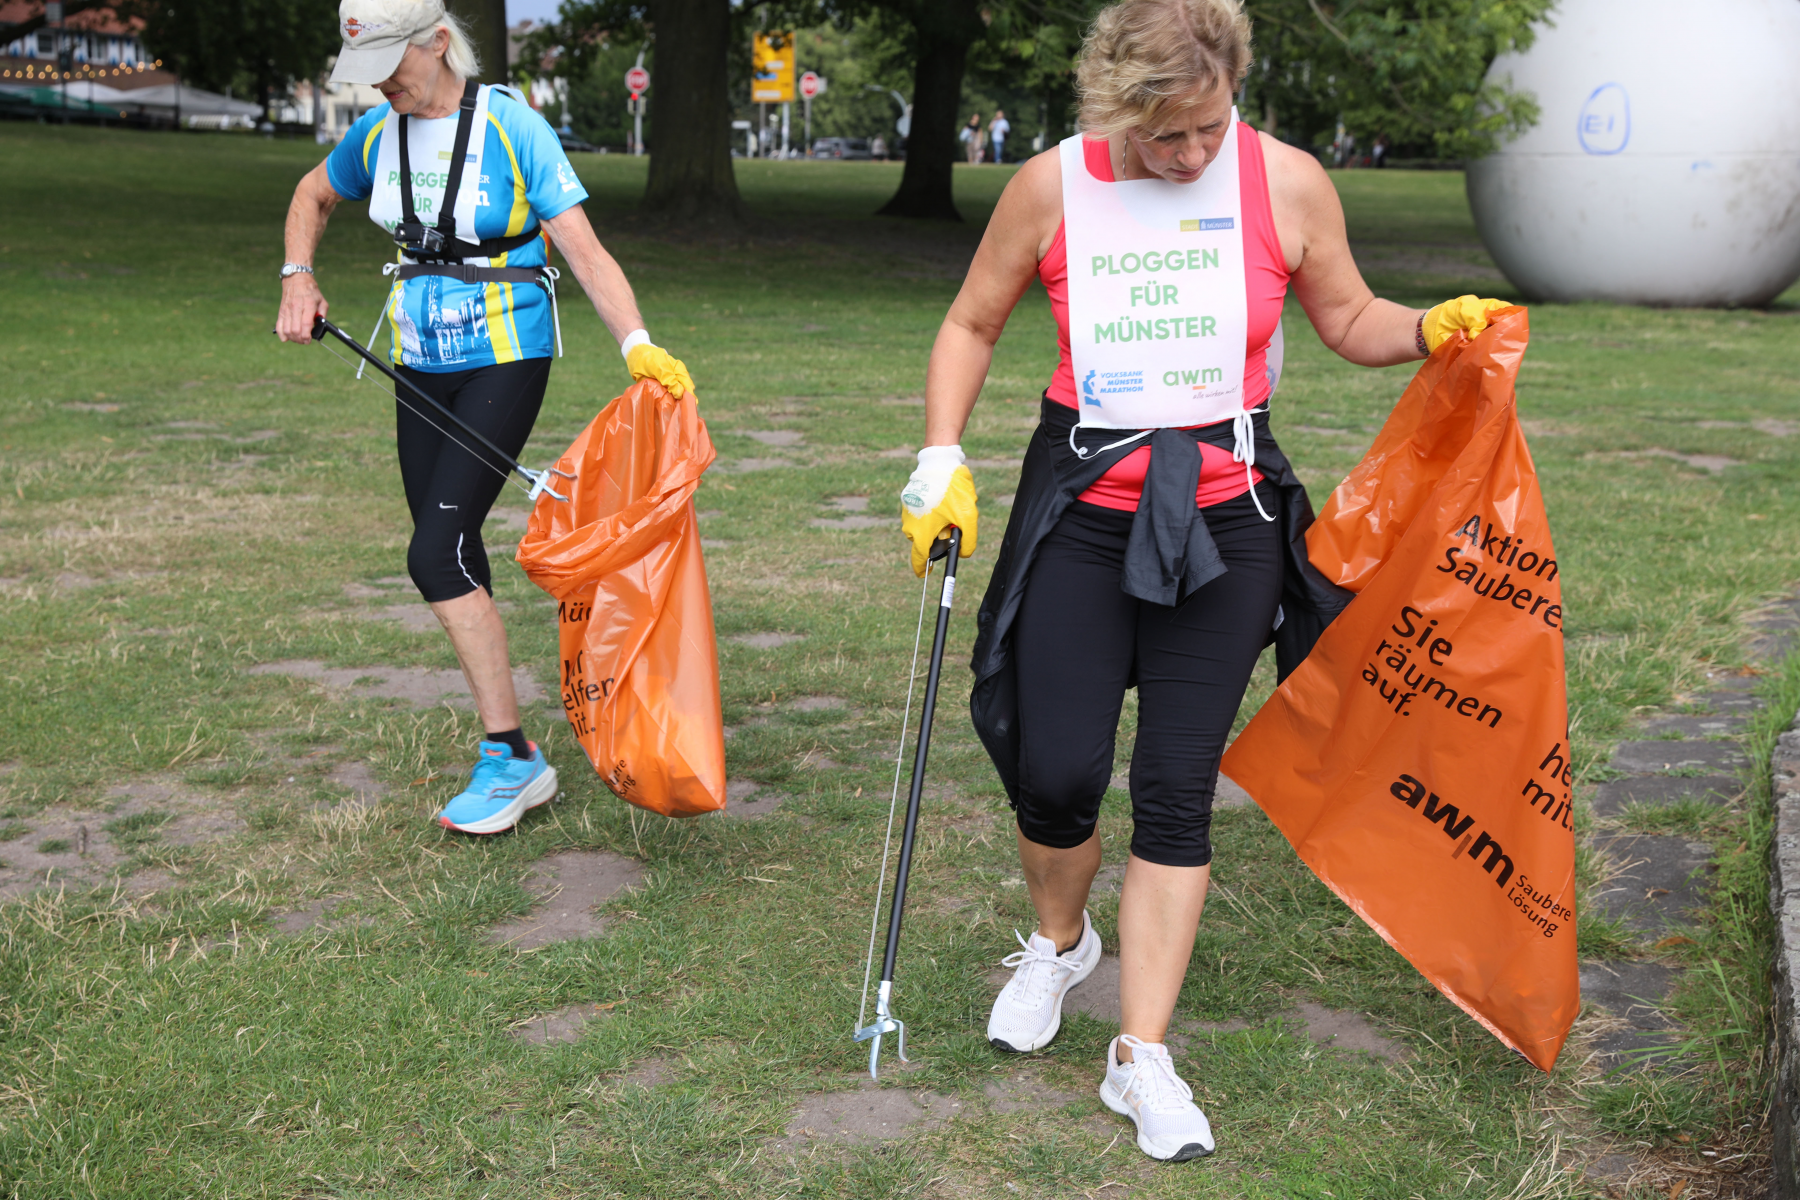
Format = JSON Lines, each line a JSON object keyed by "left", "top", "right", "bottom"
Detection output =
{"left": 280, "top": 263, "right": 314, "bottom": 280}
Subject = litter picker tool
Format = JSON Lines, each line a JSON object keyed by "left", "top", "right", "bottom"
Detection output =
{"left": 855, "top": 526, "right": 963, "bottom": 1080}
{"left": 301, "top": 315, "right": 574, "bottom": 503}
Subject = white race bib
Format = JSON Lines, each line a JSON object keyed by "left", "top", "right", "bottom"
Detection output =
{"left": 368, "top": 85, "right": 494, "bottom": 252}
{"left": 1061, "top": 117, "right": 1248, "bottom": 429}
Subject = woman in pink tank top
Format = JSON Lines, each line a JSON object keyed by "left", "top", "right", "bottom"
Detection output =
{"left": 894, "top": 0, "right": 1506, "bottom": 1161}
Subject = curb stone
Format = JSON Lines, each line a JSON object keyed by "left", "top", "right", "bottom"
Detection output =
{"left": 1771, "top": 718, "right": 1800, "bottom": 1198}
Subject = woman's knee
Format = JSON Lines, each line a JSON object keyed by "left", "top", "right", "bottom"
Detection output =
{"left": 1015, "top": 758, "right": 1110, "bottom": 848}
{"left": 406, "top": 528, "right": 487, "bottom": 603}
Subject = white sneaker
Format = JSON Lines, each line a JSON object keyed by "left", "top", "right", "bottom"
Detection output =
{"left": 986, "top": 910, "right": 1101, "bottom": 1053}
{"left": 1099, "top": 1035, "right": 1215, "bottom": 1162}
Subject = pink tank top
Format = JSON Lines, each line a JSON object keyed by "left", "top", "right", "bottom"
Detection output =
{"left": 1040, "top": 125, "right": 1291, "bottom": 511}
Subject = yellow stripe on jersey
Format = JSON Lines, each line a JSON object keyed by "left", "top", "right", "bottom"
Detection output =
{"left": 481, "top": 110, "right": 535, "bottom": 363}
{"left": 362, "top": 117, "right": 386, "bottom": 173}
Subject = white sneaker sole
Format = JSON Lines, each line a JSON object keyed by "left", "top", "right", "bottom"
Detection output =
{"left": 987, "top": 941, "right": 1101, "bottom": 1054}
{"left": 439, "top": 766, "right": 558, "bottom": 835}
{"left": 1098, "top": 1078, "right": 1215, "bottom": 1162}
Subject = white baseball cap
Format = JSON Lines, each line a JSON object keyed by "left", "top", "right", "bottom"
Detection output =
{"left": 329, "top": 0, "right": 446, "bottom": 85}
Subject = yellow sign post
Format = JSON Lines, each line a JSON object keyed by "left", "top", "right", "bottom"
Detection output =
{"left": 751, "top": 32, "right": 795, "bottom": 103}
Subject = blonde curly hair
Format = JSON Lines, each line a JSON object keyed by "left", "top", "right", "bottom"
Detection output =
{"left": 1075, "top": 0, "right": 1253, "bottom": 138}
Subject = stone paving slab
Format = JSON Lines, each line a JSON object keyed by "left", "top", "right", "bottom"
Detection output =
{"left": 1587, "top": 834, "right": 1714, "bottom": 932}
{"left": 1639, "top": 714, "right": 1747, "bottom": 739}
{"left": 1590, "top": 774, "right": 1741, "bottom": 817}
{"left": 1611, "top": 739, "right": 1750, "bottom": 774}
{"left": 1579, "top": 961, "right": 1685, "bottom": 1073}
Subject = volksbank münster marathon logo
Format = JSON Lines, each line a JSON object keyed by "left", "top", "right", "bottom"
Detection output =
{"left": 1081, "top": 369, "right": 1144, "bottom": 404}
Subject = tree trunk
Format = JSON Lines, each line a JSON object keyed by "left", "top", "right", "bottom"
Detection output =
{"left": 642, "top": 0, "right": 742, "bottom": 225}
{"left": 444, "top": 0, "right": 509, "bottom": 85}
{"left": 877, "top": 0, "right": 987, "bottom": 221}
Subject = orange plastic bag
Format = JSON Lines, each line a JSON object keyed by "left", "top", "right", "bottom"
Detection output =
{"left": 1222, "top": 308, "right": 1577, "bottom": 1070}
{"left": 515, "top": 380, "right": 726, "bottom": 817}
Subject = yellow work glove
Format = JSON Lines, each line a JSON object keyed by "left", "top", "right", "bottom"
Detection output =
{"left": 624, "top": 338, "right": 695, "bottom": 398}
{"left": 1421, "top": 295, "right": 1510, "bottom": 353}
{"left": 900, "top": 445, "right": 979, "bottom": 578}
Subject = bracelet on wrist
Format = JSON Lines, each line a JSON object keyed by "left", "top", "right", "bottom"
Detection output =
{"left": 1414, "top": 314, "right": 1429, "bottom": 357}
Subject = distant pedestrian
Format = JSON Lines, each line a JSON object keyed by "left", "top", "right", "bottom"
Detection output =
{"left": 961, "top": 113, "right": 985, "bottom": 164}
{"left": 989, "top": 109, "right": 1010, "bottom": 163}
{"left": 1372, "top": 133, "right": 1390, "bottom": 168}
{"left": 871, "top": 134, "right": 887, "bottom": 160}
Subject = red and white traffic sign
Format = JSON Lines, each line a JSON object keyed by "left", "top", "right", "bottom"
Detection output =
{"left": 624, "top": 65, "right": 650, "bottom": 96}
{"left": 799, "top": 71, "right": 822, "bottom": 100}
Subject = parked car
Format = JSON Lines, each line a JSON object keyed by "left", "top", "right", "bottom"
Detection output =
{"left": 558, "top": 130, "right": 599, "bottom": 153}
{"left": 810, "top": 136, "right": 873, "bottom": 160}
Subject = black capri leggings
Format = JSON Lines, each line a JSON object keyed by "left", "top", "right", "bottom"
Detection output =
{"left": 395, "top": 358, "right": 550, "bottom": 603}
{"left": 1012, "top": 485, "right": 1284, "bottom": 867}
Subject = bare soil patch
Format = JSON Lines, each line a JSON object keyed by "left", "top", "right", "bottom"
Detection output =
{"left": 774, "top": 1080, "right": 963, "bottom": 1154}
{"left": 509, "top": 1002, "right": 617, "bottom": 1045}
{"left": 0, "top": 778, "right": 243, "bottom": 902}
{"left": 721, "top": 779, "right": 784, "bottom": 820}
{"left": 620, "top": 1056, "right": 671, "bottom": 1088}
{"left": 487, "top": 850, "right": 645, "bottom": 950}
{"left": 325, "top": 760, "right": 387, "bottom": 805}
{"left": 809, "top": 515, "right": 887, "bottom": 530}
{"left": 738, "top": 430, "right": 805, "bottom": 447}
{"left": 1290, "top": 1001, "right": 1409, "bottom": 1062}
{"left": 1061, "top": 955, "right": 1121, "bottom": 1023}
{"left": 1608, "top": 449, "right": 1741, "bottom": 474}
{"left": 729, "top": 632, "right": 804, "bottom": 650}
{"left": 982, "top": 1070, "right": 1081, "bottom": 1113}
{"left": 246, "top": 659, "right": 546, "bottom": 709}
{"left": 272, "top": 897, "right": 340, "bottom": 935}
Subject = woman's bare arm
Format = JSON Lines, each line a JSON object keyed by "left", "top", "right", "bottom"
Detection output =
{"left": 541, "top": 204, "right": 645, "bottom": 345}
{"left": 1263, "top": 136, "right": 1423, "bottom": 367}
{"left": 275, "top": 162, "right": 343, "bottom": 344}
{"left": 924, "top": 150, "right": 1065, "bottom": 446}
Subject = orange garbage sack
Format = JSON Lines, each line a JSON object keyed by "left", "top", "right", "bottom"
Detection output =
{"left": 1222, "top": 307, "right": 1577, "bottom": 1071}
{"left": 515, "top": 380, "right": 726, "bottom": 818}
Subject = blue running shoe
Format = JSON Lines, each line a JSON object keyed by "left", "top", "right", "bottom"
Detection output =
{"left": 437, "top": 740, "right": 558, "bottom": 835}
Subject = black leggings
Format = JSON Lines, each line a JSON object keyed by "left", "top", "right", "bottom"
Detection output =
{"left": 395, "top": 358, "right": 550, "bottom": 603}
{"left": 1012, "top": 487, "right": 1284, "bottom": 867}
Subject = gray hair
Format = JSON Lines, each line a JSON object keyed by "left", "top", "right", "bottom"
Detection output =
{"left": 411, "top": 7, "right": 481, "bottom": 80}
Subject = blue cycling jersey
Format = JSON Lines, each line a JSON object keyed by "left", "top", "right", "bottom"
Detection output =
{"left": 326, "top": 88, "right": 589, "bottom": 371}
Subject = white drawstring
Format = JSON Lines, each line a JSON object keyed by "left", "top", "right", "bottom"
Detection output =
{"left": 1069, "top": 422, "right": 1153, "bottom": 460}
{"left": 543, "top": 266, "right": 564, "bottom": 358}
{"left": 1233, "top": 407, "right": 1276, "bottom": 523}
{"left": 359, "top": 261, "right": 404, "bottom": 380}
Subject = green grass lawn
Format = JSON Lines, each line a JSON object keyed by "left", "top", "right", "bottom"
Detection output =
{"left": 1, "top": 126, "right": 1797, "bottom": 1198}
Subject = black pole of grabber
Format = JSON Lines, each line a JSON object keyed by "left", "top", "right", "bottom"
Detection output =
{"left": 855, "top": 525, "right": 962, "bottom": 1078}
{"left": 305, "top": 315, "right": 571, "bottom": 502}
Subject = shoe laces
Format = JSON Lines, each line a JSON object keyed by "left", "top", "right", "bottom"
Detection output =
{"left": 1116, "top": 1035, "right": 1194, "bottom": 1114}
{"left": 999, "top": 928, "right": 1085, "bottom": 1009}
{"left": 467, "top": 749, "right": 513, "bottom": 790}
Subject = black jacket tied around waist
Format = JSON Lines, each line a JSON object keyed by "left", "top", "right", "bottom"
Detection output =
{"left": 968, "top": 395, "right": 1354, "bottom": 805}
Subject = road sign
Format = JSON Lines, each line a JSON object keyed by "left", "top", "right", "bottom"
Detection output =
{"left": 799, "top": 71, "right": 822, "bottom": 100}
{"left": 751, "top": 32, "right": 794, "bottom": 103}
{"left": 624, "top": 65, "right": 649, "bottom": 96}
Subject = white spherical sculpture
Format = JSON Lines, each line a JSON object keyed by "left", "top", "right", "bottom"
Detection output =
{"left": 1466, "top": 0, "right": 1800, "bottom": 306}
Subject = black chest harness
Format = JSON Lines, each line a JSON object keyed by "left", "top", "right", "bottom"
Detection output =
{"left": 359, "top": 80, "right": 564, "bottom": 365}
